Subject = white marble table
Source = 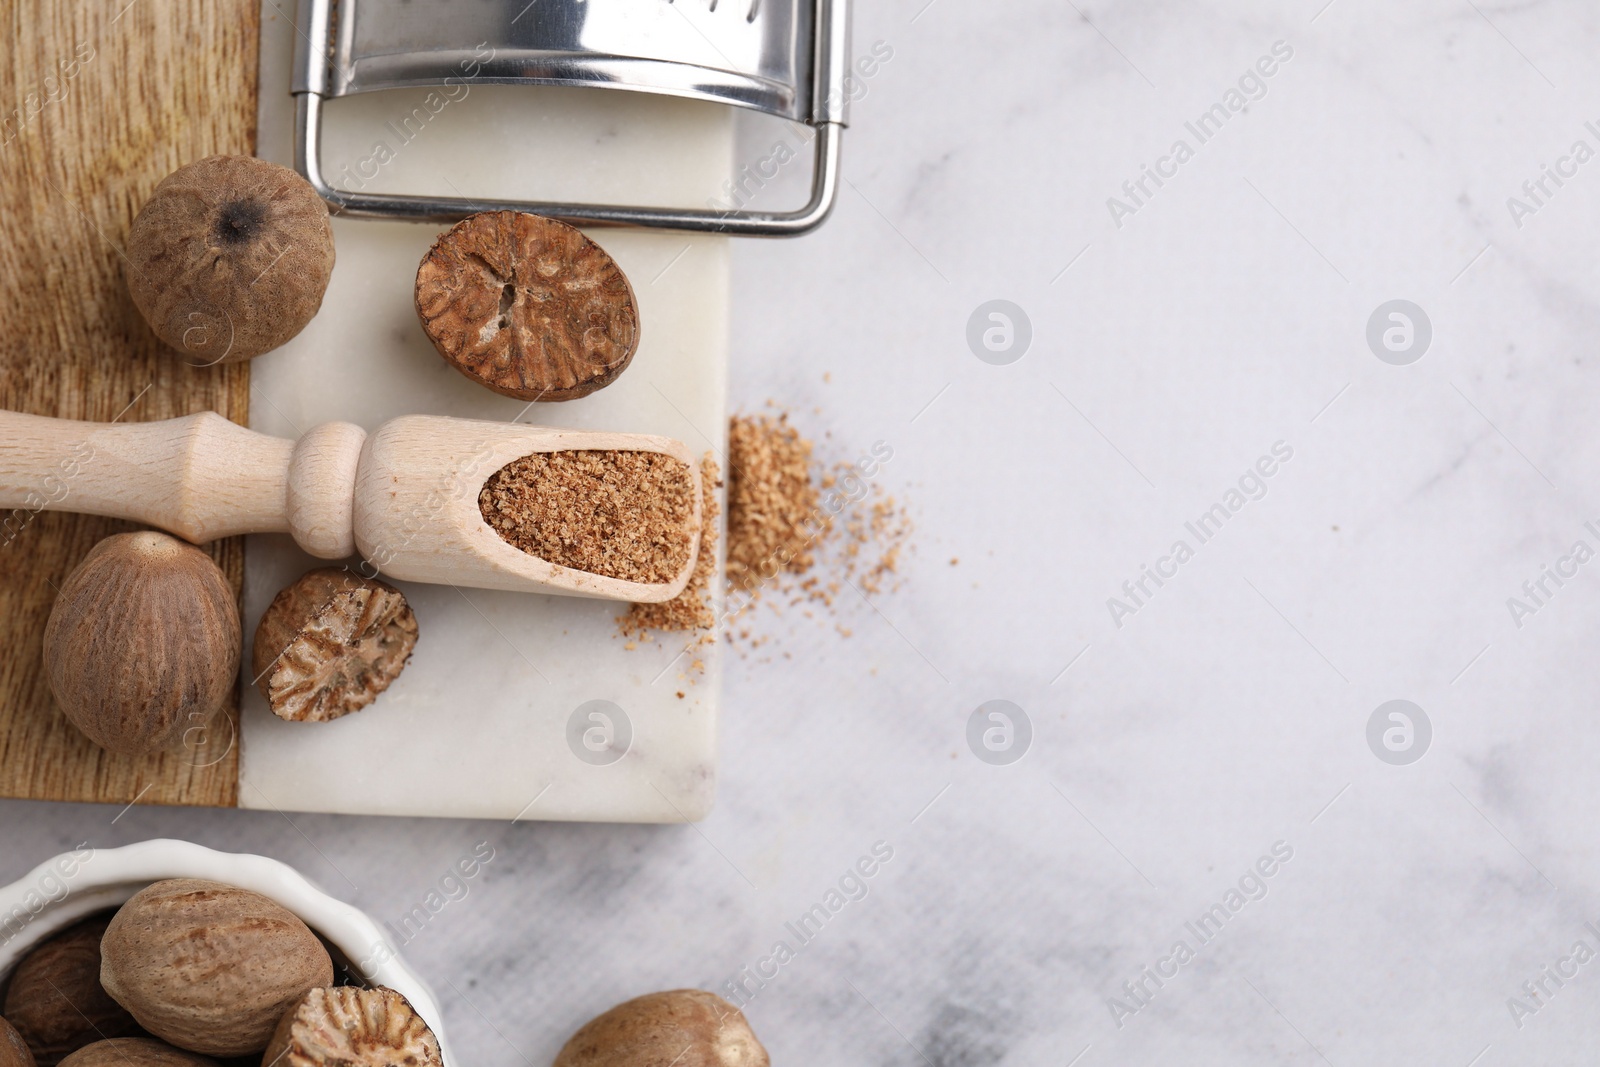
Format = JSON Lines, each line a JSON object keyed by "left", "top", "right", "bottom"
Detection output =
{"left": 6, "top": 0, "right": 1600, "bottom": 1062}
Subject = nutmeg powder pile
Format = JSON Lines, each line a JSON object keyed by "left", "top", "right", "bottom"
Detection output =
{"left": 619, "top": 407, "right": 913, "bottom": 652}
{"left": 479, "top": 450, "right": 695, "bottom": 583}
{"left": 725, "top": 413, "right": 824, "bottom": 591}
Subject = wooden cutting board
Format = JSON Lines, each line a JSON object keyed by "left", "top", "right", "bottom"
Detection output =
{"left": 0, "top": 0, "right": 257, "bottom": 806}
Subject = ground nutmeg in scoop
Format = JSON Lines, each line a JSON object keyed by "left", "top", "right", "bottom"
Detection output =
{"left": 479, "top": 450, "right": 696, "bottom": 583}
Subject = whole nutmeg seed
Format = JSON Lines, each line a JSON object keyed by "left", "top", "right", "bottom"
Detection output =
{"left": 553, "top": 990, "right": 768, "bottom": 1067}
{"left": 126, "top": 155, "right": 335, "bottom": 364}
{"left": 415, "top": 211, "right": 639, "bottom": 401}
{"left": 57, "top": 1039, "right": 214, "bottom": 1067}
{"left": 0, "top": 1016, "right": 37, "bottom": 1067}
{"left": 261, "top": 987, "right": 442, "bottom": 1067}
{"left": 251, "top": 568, "right": 418, "bottom": 722}
{"left": 100, "top": 880, "right": 333, "bottom": 1058}
{"left": 3, "top": 918, "right": 140, "bottom": 1065}
{"left": 43, "top": 532, "right": 240, "bottom": 756}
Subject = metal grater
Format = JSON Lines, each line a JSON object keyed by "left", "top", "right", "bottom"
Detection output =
{"left": 291, "top": 0, "right": 850, "bottom": 235}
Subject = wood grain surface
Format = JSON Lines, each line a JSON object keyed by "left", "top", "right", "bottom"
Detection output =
{"left": 0, "top": 1, "right": 258, "bottom": 806}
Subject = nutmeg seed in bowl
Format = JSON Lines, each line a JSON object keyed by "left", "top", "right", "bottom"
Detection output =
{"left": 0, "top": 1016, "right": 36, "bottom": 1067}
{"left": 99, "top": 879, "right": 333, "bottom": 1058}
{"left": 251, "top": 569, "right": 418, "bottom": 723}
{"left": 553, "top": 990, "right": 769, "bottom": 1067}
{"left": 3, "top": 917, "right": 140, "bottom": 1065}
{"left": 56, "top": 1039, "right": 213, "bottom": 1067}
{"left": 43, "top": 532, "right": 240, "bottom": 756}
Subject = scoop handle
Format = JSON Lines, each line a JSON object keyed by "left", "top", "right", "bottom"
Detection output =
{"left": 0, "top": 410, "right": 366, "bottom": 557}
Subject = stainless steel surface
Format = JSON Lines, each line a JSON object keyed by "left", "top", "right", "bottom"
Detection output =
{"left": 811, "top": 0, "right": 851, "bottom": 125}
{"left": 291, "top": 0, "right": 849, "bottom": 235}
{"left": 301, "top": 0, "right": 813, "bottom": 122}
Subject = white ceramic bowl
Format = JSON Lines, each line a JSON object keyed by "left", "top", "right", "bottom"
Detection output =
{"left": 0, "top": 839, "right": 452, "bottom": 1064}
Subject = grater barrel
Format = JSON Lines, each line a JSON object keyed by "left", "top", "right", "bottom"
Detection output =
{"left": 292, "top": 0, "right": 850, "bottom": 235}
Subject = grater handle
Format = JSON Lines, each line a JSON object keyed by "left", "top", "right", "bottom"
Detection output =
{"left": 294, "top": 96, "right": 843, "bottom": 236}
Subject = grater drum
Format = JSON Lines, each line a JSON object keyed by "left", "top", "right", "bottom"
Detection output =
{"left": 292, "top": 0, "right": 850, "bottom": 234}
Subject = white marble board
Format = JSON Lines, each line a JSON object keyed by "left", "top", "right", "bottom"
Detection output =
{"left": 240, "top": 3, "right": 731, "bottom": 821}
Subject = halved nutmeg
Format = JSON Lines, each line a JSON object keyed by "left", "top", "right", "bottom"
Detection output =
{"left": 251, "top": 569, "right": 418, "bottom": 723}
{"left": 262, "top": 987, "right": 442, "bottom": 1067}
{"left": 414, "top": 211, "right": 639, "bottom": 401}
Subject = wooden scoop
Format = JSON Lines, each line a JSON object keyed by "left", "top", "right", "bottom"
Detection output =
{"left": 0, "top": 410, "right": 702, "bottom": 603}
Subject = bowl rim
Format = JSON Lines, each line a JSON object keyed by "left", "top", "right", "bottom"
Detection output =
{"left": 0, "top": 838, "right": 452, "bottom": 1065}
